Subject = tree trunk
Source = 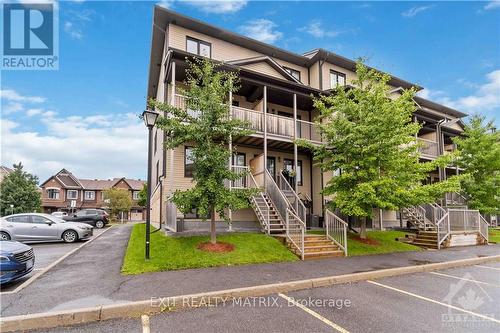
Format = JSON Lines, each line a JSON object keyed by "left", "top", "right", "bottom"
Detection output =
{"left": 360, "top": 217, "right": 367, "bottom": 239}
{"left": 210, "top": 208, "right": 216, "bottom": 244}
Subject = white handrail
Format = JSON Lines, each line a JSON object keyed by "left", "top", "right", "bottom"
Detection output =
{"left": 286, "top": 207, "right": 305, "bottom": 260}
{"left": 436, "top": 211, "right": 450, "bottom": 249}
{"left": 278, "top": 172, "right": 307, "bottom": 223}
{"left": 479, "top": 214, "right": 490, "bottom": 243}
{"left": 325, "top": 209, "right": 348, "bottom": 256}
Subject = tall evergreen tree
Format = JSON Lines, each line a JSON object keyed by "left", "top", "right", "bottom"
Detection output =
{"left": 453, "top": 115, "right": 500, "bottom": 214}
{"left": 298, "top": 62, "right": 460, "bottom": 238}
{"left": 150, "top": 59, "right": 256, "bottom": 244}
{"left": 0, "top": 163, "right": 41, "bottom": 215}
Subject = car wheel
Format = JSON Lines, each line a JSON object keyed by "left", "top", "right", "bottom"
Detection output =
{"left": 62, "top": 230, "right": 78, "bottom": 243}
{"left": 95, "top": 220, "right": 104, "bottom": 229}
{"left": 0, "top": 231, "right": 11, "bottom": 241}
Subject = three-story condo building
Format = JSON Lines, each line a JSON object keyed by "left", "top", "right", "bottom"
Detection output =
{"left": 146, "top": 7, "right": 484, "bottom": 257}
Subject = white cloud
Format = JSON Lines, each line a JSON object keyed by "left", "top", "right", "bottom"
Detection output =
{"left": 484, "top": 1, "right": 500, "bottom": 10}
{"left": 26, "top": 108, "right": 43, "bottom": 117}
{"left": 298, "top": 20, "right": 353, "bottom": 38}
{"left": 418, "top": 69, "right": 500, "bottom": 120}
{"left": 3, "top": 102, "right": 23, "bottom": 115}
{"left": 1, "top": 112, "right": 147, "bottom": 182}
{"left": 401, "top": 5, "right": 434, "bottom": 18}
{"left": 1, "top": 89, "right": 46, "bottom": 103}
{"left": 158, "top": 1, "right": 247, "bottom": 13}
{"left": 64, "top": 21, "right": 83, "bottom": 40}
{"left": 238, "top": 19, "right": 282, "bottom": 44}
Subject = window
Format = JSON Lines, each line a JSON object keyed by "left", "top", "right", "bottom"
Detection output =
{"left": 133, "top": 191, "right": 139, "bottom": 200}
{"left": 186, "top": 37, "right": 211, "bottom": 58}
{"left": 6, "top": 215, "right": 30, "bottom": 223}
{"left": 76, "top": 210, "right": 87, "bottom": 217}
{"left": 47, "top": 189, "right": 60, "bottom": 199}
{"left": 283, "top": 159, "right": 303, "bottom": 186}
{"left": 283, "top": 67, "right": 301, "bottom": 81}
{"left": 330, "top": 70, "right": 346, "bottom": 88}
{"left": 232, "top": 100, "right": 240, "bottom": 107}
{"left": 31, "top": 215, "right": 51, "bottom": 224}
{"left": 184, "top": 147, "right": 194, "bottom": 177}
{"left": 84, "top": 191, "right": 95, "bottom": 200}
{"left": 67, "top": 190, "right": 78, "bottom": 200}
{"left": 267, "top": 156, "right": 276, "bottom": 179}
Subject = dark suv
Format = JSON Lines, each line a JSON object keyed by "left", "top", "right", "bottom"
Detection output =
{"left": 63, "top": 209, "right": 109, "bottom": 228}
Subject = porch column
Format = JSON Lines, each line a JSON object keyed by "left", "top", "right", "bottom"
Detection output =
{"left": 293, "top": 93, "right": 298, "bottom": 193}
{"left": 228, "top": 88, "right": 233, "bottom": 230}
{"left": 263, "top": 85, "right": 267, "bottom": 190}
{"left": 168, "top": 61, "right": 176, "bottom": 195}
{"left": 378, "top": 208, "right": 383, "bottom": 230}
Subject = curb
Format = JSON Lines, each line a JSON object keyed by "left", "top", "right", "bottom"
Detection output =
{"left": 0, "top": 225, "right": 115, "bottom": 295}
{"left": 1, "top": 254, "right": 499, "bottom": 332}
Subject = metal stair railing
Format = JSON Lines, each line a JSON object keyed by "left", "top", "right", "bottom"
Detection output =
{"left": 436, "top": 209, "right": 450, "bottom": 249}
{"left": 325, "top": 209, "right": 348, "bottom": 256}
{"left": 277, "top": 173, "right": 307, "bottom": 223}
{"left": 285, "top": 208, "right": 305, "bottom": 260}
{"left": 479, "top": 214, "right": 490, "bottom": 243}
{"left": 265, "top": 170, "right": 305, "bottom": 259}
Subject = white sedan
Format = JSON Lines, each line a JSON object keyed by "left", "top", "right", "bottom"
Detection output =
{"left": 0, "top": 213, "right": 93, "bottom": 243}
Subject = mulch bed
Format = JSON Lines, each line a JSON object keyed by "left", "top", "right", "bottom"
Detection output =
{"left": 350, "top": 236, "right": 380, "bottom": 245}
{"left": 197, "top": 241, "right": 235, "bottom": 253}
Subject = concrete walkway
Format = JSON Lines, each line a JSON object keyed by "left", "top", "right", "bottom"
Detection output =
{"left": 1, "top": 224, "right": 499, "bottom": 317}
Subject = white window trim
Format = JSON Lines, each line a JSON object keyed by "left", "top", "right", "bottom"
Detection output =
{"left": 46, "top": 188, "right": 60, "bottom": 200}
{"left": 132, "top": 191, "right": 139, "bottom": 200}
{"left": 67, "top": 190, "right": 78, "bottom": 200}
{"left": 84, "top": 191, "right": 95, "bottom": 200}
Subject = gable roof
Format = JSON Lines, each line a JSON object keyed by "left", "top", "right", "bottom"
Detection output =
{"left": 414, "top": 96, "right": 467, "bottom": 118}
{"left": 227, "top": 56, "right": 302, "bottom": 84}
{"left": 0, "top": 166, "right": 13, "bottom": 174}
{"left": 40, "top": 169, "right": 83, "bottom": 189}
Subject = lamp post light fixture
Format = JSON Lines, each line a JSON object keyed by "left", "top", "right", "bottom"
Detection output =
{"left": 142, "top": 109, "right": 159, "bottom": 260}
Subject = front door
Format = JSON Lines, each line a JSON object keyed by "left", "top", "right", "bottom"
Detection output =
{"left": 267, "top": 156, "right": 276, "bottom": 180}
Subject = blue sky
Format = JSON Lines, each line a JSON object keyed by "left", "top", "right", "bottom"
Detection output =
{"left": 1, "top": 0, "right": 499, "bottom": 182}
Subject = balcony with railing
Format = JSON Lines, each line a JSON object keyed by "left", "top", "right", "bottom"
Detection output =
{"left": 173, "top": 94, "right": 322, "bottom": 144}
{"left": 417, "top": 138, "right": 439, "bottom": 158}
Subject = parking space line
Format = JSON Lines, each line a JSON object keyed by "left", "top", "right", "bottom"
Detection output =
{"left": 429, "top": 271, "right": 500, "bottom": 287}
{"left": 367, "top": 280, "right": 500, "bottom": 324}
{"left": 475, "top": 265, "right": 500, "bottom": 271}
{"left": 278, "top": 293, "right": 350, "bottom": 333}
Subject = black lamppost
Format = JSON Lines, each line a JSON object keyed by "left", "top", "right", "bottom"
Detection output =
{"left": 142, "top": 109, "right": 159, "bottom": 260}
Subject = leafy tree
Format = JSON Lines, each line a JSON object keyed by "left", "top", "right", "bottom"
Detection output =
{"left": 103, "top": 188, "right": 132, "bottom": 221}
{"left": 298, "top": 62, "right": 460, "bottom": 238}
{"left": 137, "top": 184, "right": 147, "bottom": 208}
{"left": 150, "top": 59, "right": 256, "bottom": 244}
{"left": 0, "top": 163, "right": 41, "bottom": 215}
{"left": 453, "top": 115, "right": 500, "bottom": 214}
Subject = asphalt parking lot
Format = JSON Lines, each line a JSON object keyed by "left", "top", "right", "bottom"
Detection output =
{"left": 31, "top": 261, "right": 500, "bottom": 333}
{"left": 0, "top": 227, "right": 108, "bottom": 293}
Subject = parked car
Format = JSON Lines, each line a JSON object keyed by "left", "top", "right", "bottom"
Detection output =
{"left": 63, "top": 209, "right": 109, "bottom": 228}
{"left": 51, "top": 211, "right": 68, "bottom": 218}
{"left": 0, "top": 241, "right": 35, "bottom": 285}
{"left": 0, "top": 213, "right": 93, "bottom": 243}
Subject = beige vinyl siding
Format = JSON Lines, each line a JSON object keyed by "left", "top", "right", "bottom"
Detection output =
{"left": 309, "top": 61, "right": 320, "bottom": 89}
{"left": 168, "top": 24, "right": 307, "bottom": 84}
{"left": 240, "top": 62, "right": 288, "bottom": 80}
{"left": 419, "top": 132, "right": 438, "bottom": 141}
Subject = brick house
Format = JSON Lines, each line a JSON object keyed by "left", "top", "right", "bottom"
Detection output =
{"left": 40, "top": 169, "right": 146, "bottom": 221}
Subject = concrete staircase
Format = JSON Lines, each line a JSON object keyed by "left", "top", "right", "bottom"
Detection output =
{"left": 286, "top": 234, "right": 344, "bottom": 260}
{"left": 409, "top": 230, "right": 440, "bottom": 249}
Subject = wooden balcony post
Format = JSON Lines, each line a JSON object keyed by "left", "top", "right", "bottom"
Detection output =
{"left": 263, "top": 85, "right": 267, "bottom": 190}
{"left": 293, "top": 93, "right": 298, "bottom": 193}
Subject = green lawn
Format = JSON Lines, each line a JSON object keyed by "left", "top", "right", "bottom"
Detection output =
{"left": 489, "top": 228, "right": 500, "bottom": 243}
{"left": 347, "top": 230, "right": 422, "bottom": 256}
{"left": 122, "top": 224, "right": 298, "bottom": 274}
